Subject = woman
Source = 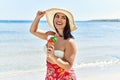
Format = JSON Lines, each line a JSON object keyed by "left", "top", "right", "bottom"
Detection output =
{"left": 30, "top": 8, "right": 77, "bottom": 80}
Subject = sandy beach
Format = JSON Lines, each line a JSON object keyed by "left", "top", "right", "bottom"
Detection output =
{"left": 0, "top": 70, "right": 120, "bottom": 80}
{"left": 0, "top": 63, "right": 120, "bottom": 80}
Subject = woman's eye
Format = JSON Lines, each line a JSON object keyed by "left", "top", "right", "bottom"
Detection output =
{"left": 62, "top": 16, "right": 66, "bottom": 20}
{"left": 55, "top": 14, "right": 66, "bottom": 20}
{"left": 55, "top": 15, "right": 59, "bottom": 18}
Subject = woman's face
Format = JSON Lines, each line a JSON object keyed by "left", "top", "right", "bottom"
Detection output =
{"left": 53, "top": 12, "right": 67, "bottom": 31}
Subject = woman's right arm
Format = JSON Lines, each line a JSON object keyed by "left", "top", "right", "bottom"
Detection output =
{"left": 30, "top": 11, "right": 48, "bottom": 40}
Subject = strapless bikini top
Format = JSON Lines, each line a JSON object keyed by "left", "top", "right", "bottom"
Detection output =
{"left": 54, "top": 50, "right": 64, "bottom": 58}
{"left": 44, "top": 46, "right": 64, "bottom": 58}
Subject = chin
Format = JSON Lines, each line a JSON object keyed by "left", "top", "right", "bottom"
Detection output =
{"left": 56, "top": 27, "right": 63, "bottom": 30}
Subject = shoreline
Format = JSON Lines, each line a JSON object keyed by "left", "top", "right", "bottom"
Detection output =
{"left": 0, "top": 63, "right": 120, "bottom": 80}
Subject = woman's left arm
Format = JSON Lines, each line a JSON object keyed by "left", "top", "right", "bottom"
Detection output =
{"left": 54, "top": 39, "right": 77, "bottom": 71}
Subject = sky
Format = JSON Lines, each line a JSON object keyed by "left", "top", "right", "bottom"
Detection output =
{"left": 0, "top": 0, "right": 120, "bottom": 21}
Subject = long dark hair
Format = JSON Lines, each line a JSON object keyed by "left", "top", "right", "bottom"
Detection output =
{"left": 53, "top": 13, "right": 74, "bottom": 39}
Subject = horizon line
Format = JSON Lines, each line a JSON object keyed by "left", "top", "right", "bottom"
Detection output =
{"left": 0, "top": 19, "right": 120, "bottom": 23}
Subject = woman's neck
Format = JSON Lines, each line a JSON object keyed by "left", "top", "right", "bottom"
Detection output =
{"left": 56, "top": 29, "right": 64, "bottom": 37}
{"left": 55, "top": 32, "right": 63, "bottom": 37}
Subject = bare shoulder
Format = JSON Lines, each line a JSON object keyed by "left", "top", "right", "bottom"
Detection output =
{"left": 65, "top": 38, "right": 76, "bottom": 50}
{"left": 66, "top": 38, "right": 76, "bottom": 45}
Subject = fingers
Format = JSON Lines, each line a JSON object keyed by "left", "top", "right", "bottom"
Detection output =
{"left": 36, "top": 11, "right": 46, "bottom": 18}
{"left": 47, "top": 47, "right": 52, "bottom": 51}
{"left": 47, "top": 46, "right": 54, "bottom": 52}
{"left": 38, "top": 11, "right": 45, "bottom": 14}
{"left": 46, "top": 42, "right": 54, "bottom": 49}
{"left": 37, "top": 10, "right": 46, "bottom": 15}
{"left": 48, "top": 45, "right": 54, "bottom": 49}
{"left": 47, "top": 45, "right": 54, "bottom": 54}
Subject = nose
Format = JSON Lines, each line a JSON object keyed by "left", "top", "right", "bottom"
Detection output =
{"left": 57, "top": 17, "right": 63, "bottom": 22}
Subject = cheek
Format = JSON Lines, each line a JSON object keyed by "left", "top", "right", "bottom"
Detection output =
{"left": 63, "top": 21, "right": 66, "bottom": 26}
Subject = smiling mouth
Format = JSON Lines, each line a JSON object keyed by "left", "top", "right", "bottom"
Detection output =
{"left": 56, "top": 21, "right": 63, "bottom": 26}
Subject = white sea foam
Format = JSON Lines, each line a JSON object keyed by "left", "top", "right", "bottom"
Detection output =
{"left": 74, "top": 59, "right": 120, "bottom": 68}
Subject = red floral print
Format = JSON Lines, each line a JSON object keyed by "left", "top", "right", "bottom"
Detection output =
{"left": 45, "top": 61, "right": 76, "bottom": 80}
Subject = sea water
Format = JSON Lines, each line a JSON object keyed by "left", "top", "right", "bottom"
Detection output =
{"left": 0, "top": 21, "right": 120, "bottom": 74}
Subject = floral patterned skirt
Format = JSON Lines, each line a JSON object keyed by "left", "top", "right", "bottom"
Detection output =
{"left": 45, "top": 61, "right": 76, "bottom": 80}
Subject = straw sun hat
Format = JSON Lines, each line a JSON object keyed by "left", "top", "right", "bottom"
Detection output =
{"left": 45, "top": 8, "right": 77, "bottom": 31}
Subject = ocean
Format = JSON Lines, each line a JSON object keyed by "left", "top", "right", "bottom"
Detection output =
{"left": 0, "top": 21, "right": 120, "bottom": 75}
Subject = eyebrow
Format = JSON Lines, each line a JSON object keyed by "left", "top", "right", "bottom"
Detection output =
{"left": 56, "top": 14, "right": 66, "bottom": 18}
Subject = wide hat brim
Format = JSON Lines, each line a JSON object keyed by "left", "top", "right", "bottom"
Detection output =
{"left": 45, "top": 8, "right": 77, "bottom": 31}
